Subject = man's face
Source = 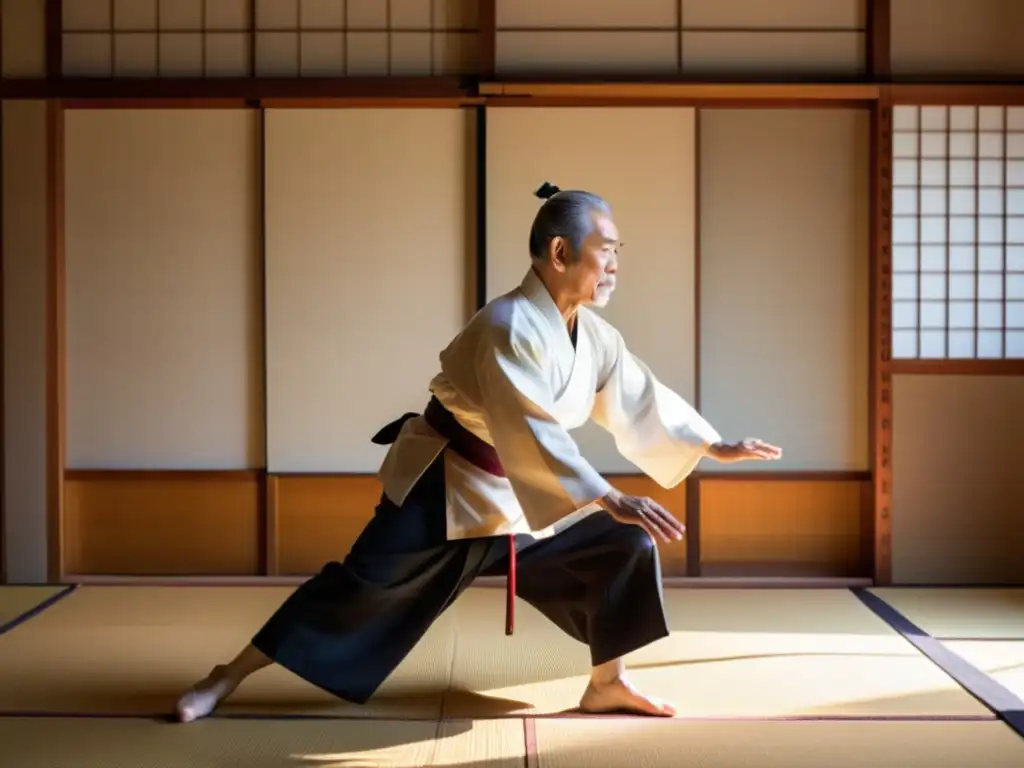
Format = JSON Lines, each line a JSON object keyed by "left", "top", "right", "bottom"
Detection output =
{"left": 553, "top": 213, "right": 620, "bottom": 309}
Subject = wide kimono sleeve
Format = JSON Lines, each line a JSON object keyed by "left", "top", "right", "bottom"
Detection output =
{"left": 590, "top": 324, "right": 721, "bottom": 489}
{"left": 474, "top": 322, "right": 613, "bottom": 531}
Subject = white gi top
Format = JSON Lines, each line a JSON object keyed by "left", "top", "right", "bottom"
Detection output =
{"left": 377, "top": 267, "right": 722, "bottom": 541}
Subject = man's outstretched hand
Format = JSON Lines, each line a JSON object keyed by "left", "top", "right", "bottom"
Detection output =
{"left": 598, "top": 489, "right": 685, "bottom": 543}
{"left": 708, "top": 439, "right": 783, "bottom": 463}
{"left": 595, "top": 439, "right": 781, "bottom": 541}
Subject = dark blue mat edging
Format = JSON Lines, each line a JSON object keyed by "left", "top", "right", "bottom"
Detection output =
{"left": 0, "top": 585, "right": 78, "bottom": 637}
{"left": 851, "top": 587, "right": 1024, "bottom": 740}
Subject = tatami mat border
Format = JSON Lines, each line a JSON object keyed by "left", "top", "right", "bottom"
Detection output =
{"left": 852, "top": 588, "right": 1024, "bottom": 740}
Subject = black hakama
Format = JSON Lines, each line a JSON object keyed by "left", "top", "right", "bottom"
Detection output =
{"left": 249, "top": 450, "right": 670, "bottom": 705}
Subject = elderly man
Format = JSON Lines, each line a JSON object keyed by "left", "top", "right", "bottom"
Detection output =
{"left": 176, "top": 183, "right": 781, "bottom": 722}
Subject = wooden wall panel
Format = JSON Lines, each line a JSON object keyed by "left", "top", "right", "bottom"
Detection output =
{"left": 890, "top": 0, "right": 1024, "bottom": 78}
{"left": 891, "top": 375, "right": 1024, "bottom": 585}
{"left": 275, "top": 474, "right": 384, "bottom": 576}
{"left": 2, "top": 101, "right": 49, "bottom": 584}
{"left": 700, "top": 477, "right": 869, "bottom": 577}
{"left": 485, "top": 106, "right": 697, "bottom": 473}
{"left": 1, "top": 1, "right": 48, "bottom": 584}
{"left": 273, "top": 474, "right": 687, "bottom": 577}
{"left": 613, "top": 474, "right": 688, "bottom": 576}
{"left": 496, "top": 32, "right": 678, "bottom": 77}
{"left": 682, "top": 0, "right": 863, "bottom": 28}
{"left": 63, "top": 471, "right": 262, "bottom": 576}
{"left": 264, "top": 108, "right": 472, "bottom": 474}
{"left": 495, "top": 0, "right": 865, "bottom": 77}
{"left": 681, "top": 0, "right": 864, "bottom": 78}
{"left": 0, "top": 0, "right": 46, "bottom": 77}
{"left": 63, "top": 109, "right": 263, "bottom": 470}
{"left": 699, "top": 108, "right": 870, "bottom": 472}
{"left": 680, "top": 32, "right": 863, "bottom": 78}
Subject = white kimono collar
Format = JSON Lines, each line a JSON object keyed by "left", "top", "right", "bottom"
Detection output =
{"left": 519, "top": 267, "right": 568, "bottom": 331}
{"left": 519, "top": 267, "right": 578, "bottom": 364}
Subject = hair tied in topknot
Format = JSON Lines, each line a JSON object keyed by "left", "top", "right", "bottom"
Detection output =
{"left": 535, "top": 182, "right": 561, "bottom": 200}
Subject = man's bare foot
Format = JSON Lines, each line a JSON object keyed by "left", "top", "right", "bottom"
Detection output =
{"left": 578, "top": 676, "right": 676, "bottom": 717}
{"left": 175, "top": 665, "right": 239, "bottom": 723}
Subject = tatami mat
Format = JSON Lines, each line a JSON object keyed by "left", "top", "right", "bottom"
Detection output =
{"left": 3, "top": 716, "right": 1023, "bottom": 768}
{"left": 0, "top": 585, "right": 456, "bottom": 719}
{"left": 0, "top": 585, "right": 68, "bottom": 630}
{"left": 0, "top": 585, "right": 1001, "bottom": 721}
{"left": 532, "top": 719, "right": 1024, "bottom": 767}
{"left": 444, "top": 588, "right": 989, "bottom": 718}
{"left": 870, "top": 588, "right": 1024, "bottom": 638}
{"left": 0, "top": 716, "right": 525, "bottom": 768}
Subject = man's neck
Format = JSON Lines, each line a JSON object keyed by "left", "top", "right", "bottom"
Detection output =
{"left": 532, "top": 265, "right": 581, "bottom": 322}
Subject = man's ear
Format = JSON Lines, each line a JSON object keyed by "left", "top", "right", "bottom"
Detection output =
{"left": 550, "top": 237, "right": 568, "bottom": 271}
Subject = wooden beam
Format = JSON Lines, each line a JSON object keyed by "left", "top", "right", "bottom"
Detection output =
{"left": 479, "top": 82, "right": 881, "bottom": 105}
{"left": 44, "top": 0, "right": 62, "bottom": 79}
{"left": 259, "top": 98, "right": 479, "bottom": 109}
{"left": 888, "top": 360, "right": 1024, "bottom": 375}
{"left": 869, "top": 96, "right": 894, "bottom": 586}
{"left": 264, "top": 476, "right": 280, "bottom": 576}
{"left": 478, "top": 0, "right": 497, "bottom": 79}
{"left": 254, "top": 102, "right": 274, "bottom": 576}
{"left": 866, "top": 0, "right": 891, "bottom": 81}
{"left": 685, "top": 475, "right": 700, "bottom": 577}
{"left": 0, "top": 77, "right": 472, "bottom": 101}
{"left": 0, "top": 106, "right": 4, "bottom": 582}
{"left": 889, "top": 84, "right": 1024, "bottom": 104}
{"left": 5, "top": 76, "right": 1023, "bottom": 107}
{"left": 475, "top": 107, "right": 488, "bottom": 310}
{"left": 63, "top": 469, "right": 262, "bottom": 480}
{"left": 694, "top": 470, "right": 872, "bottom": 481}
{"left": 45, "top": 102, "right": 66, "bottom": 583}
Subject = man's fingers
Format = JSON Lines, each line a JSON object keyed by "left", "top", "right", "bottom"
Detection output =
{"left": 642, "top": 498, "right": 686, "bottom": 541}
{"left": 740, "top": 439, "right": 783, "bottom": 460}
{"left": 640, "top": 520, "right": 672, "bottom": 543}
{"left": 611, "top": 494, "right": 685, "bottom": 543}
{"left": 631, "top": 501, "right": 673, "bottom": 542}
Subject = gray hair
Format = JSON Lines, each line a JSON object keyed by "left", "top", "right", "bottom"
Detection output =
{"left": 528, "top": 182, "right": 611, "bottom": 262}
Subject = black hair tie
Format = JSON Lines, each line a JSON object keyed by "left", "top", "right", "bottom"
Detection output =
{"left": 535, "top": 182, "right": 561, "bottom": 200}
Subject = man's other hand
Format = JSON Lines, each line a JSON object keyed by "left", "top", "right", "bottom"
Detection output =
{"left": 598, "top": 489, "right": 685, "bottom": 543}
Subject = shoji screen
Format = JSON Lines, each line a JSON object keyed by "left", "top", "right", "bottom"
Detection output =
{"left": 891, "top": 105, "right": 1024, "bottom": 360}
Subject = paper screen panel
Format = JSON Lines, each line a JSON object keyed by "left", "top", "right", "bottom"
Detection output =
{"left": 699, "top": 109, "right": 870, "bottom": 472}
{"left": 60, "top": 0, "right": 478, "bottom": 77}
{"left": 485, "top": 107, "right": 697, "bottom": 473}
{"left": 264, "top": 108, "right": 472, "bottom": 473}
{"left": 891, "top": 0, "right": 1024, "bottom": 77}
{"left": 890, "top": 105, "right": 1024, "bottom": 360}
{"left": 63, "top": 109, "right": 263, "bottom": 469}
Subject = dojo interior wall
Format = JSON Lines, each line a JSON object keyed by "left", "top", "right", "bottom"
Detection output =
{"left": 2, "top": 104, "right": 879, "bottom": 581}
{"left": 3, "top": 0, "right": 1024, "bottom": 585}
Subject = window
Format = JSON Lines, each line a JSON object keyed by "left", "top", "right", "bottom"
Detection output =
{"left": 891, "top": 105, "right": 1024, "bottom": 359}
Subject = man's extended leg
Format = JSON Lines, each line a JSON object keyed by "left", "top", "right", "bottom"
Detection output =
{"left": 175, "top": 457, "right": 499, "bottom": 722}
{"left": 488, "top": 510, "right": 674, "bottom": 716}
